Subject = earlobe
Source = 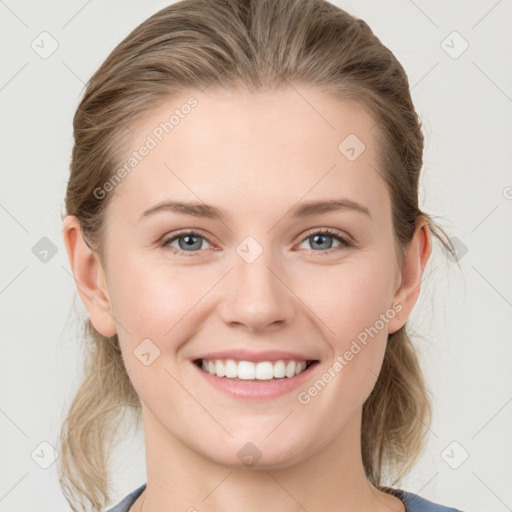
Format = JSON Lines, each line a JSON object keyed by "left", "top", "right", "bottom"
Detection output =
{"left": 62, "top": 215, "right": 117, "bottom": 337}
{"left": 387, "top": 216, "right": 432, "bottom": 334}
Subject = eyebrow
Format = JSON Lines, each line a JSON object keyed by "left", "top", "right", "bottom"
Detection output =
{"left": 139, "top": 198, "right": 372, "bottom": 221}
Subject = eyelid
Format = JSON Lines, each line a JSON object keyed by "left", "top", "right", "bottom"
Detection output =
{"left": 299, "top": 227, "right": 354, "bottom": 244}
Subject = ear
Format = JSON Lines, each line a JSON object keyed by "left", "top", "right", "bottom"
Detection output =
{"left": 387, "top": 216, "right": 432, "bottom": 334}
{"left": 62, "top": 215, "right": 117, "bottom": 337}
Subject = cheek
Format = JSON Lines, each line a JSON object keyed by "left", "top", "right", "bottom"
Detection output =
{"left": 294, "top": 255, "right": 396, "bottom": 342}
{"left": 110, "top": 261, "right": 208, "bottom": 397}
{"left": 109, "top": 258, "right": 205, "bottom": 335}
{"left": 294, "top": 258, "right": 395, "bottom": 402}
{"left": 336, "top": 263, "right": 396, "bottom": 365}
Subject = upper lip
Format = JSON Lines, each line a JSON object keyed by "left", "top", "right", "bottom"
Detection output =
{"left": 194, "top": 349, "right": 319, "bottom": 363}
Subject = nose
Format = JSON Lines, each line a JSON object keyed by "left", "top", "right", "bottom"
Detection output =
{"left": 218, "top": 247, "right": 296, "bottom": 332}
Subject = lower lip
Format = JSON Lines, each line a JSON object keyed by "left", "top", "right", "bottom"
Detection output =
{"left": 191, "top": 360, "right": 320, "bottom": 400}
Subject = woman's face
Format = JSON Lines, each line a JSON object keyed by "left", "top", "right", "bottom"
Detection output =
{"left": 87, "top": 87, "right": 420, "bottom": 469}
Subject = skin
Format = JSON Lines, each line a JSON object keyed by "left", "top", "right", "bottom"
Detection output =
{"left": 63, "top": 86, "right": 431, "bottom": 512}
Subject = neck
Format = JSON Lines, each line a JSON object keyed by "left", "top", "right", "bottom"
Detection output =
{"left": 134, "top": 405, "right": 403, "bottom": 512}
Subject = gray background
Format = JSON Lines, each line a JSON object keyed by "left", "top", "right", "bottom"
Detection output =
{"left": 1, "top": 0, "right": 511, "bottom": 511}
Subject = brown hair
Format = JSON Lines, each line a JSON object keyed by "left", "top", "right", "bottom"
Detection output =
{"left": 58, "top": 0, "right": 460, "bottom": 510}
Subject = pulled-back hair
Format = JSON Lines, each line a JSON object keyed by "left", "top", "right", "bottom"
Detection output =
{"left": 58, "top": 1, "right": 460, "bottom": 510}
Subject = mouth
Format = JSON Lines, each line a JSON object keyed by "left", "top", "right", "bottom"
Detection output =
{"left": 191, "top": 357, "right": 320, "bottom": 400}
{"left": 193, "top": 358, "right": 319, "bottom": 382}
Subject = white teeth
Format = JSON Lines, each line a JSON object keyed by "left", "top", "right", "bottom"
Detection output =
{"left": 225, "top": 359, "right": 238, "bottom": 378}
{"left": 238, "top": 361, "right": 255, "bottom": 379}
{"left": 273, "top": 360, "right": 286, "bottom": 378}
{"left": 215, "top": 360, "right": 226, "bottom": 377}
{"left": 255, "top": 361, "right": 273, "bottom": 380}
{"left": 199, "top": 359, "right": 311, "bottom": 380}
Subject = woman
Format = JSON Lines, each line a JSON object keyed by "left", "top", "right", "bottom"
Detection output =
{"left": 59, "top": 0, "right": 464, "bottom": 511}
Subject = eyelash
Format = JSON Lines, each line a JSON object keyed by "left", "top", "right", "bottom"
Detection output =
{"left": 159, "top": 228, "right": 354, "bottom": 257}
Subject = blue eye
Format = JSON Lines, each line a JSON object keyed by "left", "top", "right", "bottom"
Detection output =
{"left": 298, "top": 228, "right": 353, "bottom": 252}
{"left": 161, "top": 230, "right": 212, "bottom": 256}
{"left": 160, "top": 228, "right": 353, "bottom": 257}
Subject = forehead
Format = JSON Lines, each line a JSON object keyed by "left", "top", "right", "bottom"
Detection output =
{"left": 107, "top": 86, "right": 388, "bottom": 224}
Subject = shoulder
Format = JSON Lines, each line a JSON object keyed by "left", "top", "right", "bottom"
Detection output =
{"left": 391, "top": 488, "right": 465, "bottom": 512}
{"left": 105, "top": 483, "right": 146, "bottom": 512}
{"left": 104, "top": 483, "right": 465, "bottom": 512}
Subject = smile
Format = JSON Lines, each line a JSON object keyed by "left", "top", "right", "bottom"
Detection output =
{"left": 192, "top": 358, "right": 320, "bottom": 400}
{"left": 195, "top": 358, "right": 315, "bottom": 380}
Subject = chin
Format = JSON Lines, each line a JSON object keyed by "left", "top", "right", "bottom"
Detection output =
{"left": 199, "top": 437, "right": 311, "bottom": 471}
